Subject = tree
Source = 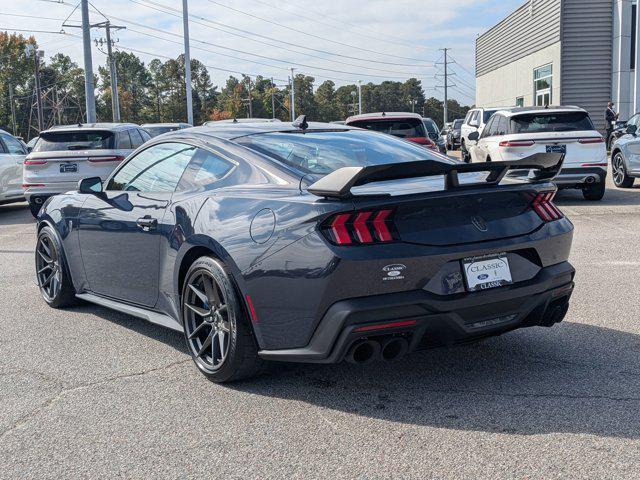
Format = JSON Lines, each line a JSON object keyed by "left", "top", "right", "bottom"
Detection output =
{"left": 314, "top": 80, "right": 338, "bottom": 121}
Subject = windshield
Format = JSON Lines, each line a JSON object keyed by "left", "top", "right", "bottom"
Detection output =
{"left": 511, "top": 112, "right": 595, "bottom": 133}
{"left": 483, "top": 110, "right": 498, "bottom": 123}
{"left": 348, "top": 118, "right": 426, "bottom": 139}
{"left": 145, "top": 126, "right": 178, "bottom": 137}
{"left": 452, "top": 119, "right": 463, "bottom": 129}
{"left": 34, "top": 130, "right": 115, "bottom": 152}
{"left": 237, "top": 130, "right": 448, "bottom": 177}
{"left": 422, "top": 119, "right": 440, "bottom": 140}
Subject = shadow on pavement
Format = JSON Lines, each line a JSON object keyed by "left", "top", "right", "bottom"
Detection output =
{"left": 228, "top": 322, "right": 640, "bottom": 439}
{"left": 0, "top": 203, "right": 33, "bottom": 227}
{"left": 555, "top": 185, "right": 640, "bottom": 207}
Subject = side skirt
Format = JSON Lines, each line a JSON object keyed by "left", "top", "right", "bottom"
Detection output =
{"left": 76, "top": 293, "right": 184, "bottom": 333}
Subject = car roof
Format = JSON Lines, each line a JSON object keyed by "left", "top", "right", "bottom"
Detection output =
{"left": 141, "top": 122, "right": 191, "bottom": 128}
{"left": 345, "top": 112, "right": 423, "bottom": 123}
{"left": 496, "top": 106, "right": 587, "bottom": 117}
{"left": 203, "top": 118, "right": 281, "bottom": 125}
{"left": 43, "top": 123, "right": 139, "bottom": 133}
{"left": 155, "top": 120, "right": 354, "bottom": 141}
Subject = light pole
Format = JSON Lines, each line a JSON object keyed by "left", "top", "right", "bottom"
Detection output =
{"left": 357, "top": 80, "right": 362, "bottom": 114}
{"left": 290, "top": 67, "right": 296, "bottom": 120}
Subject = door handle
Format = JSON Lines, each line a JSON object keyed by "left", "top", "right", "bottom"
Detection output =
{"left": 136, "top": 216, "right": 158, "bottom": 231}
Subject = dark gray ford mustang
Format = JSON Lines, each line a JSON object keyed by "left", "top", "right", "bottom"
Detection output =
{"left": 34, "top": 119, "right": 575, "bottom": 382}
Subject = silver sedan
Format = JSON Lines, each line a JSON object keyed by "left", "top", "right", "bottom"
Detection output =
{"left": 611, "top": 123, "right": 640, "bottom": 188}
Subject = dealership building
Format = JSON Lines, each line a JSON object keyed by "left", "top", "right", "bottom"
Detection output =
{"left": 475, "top": 0, "right": 638, "bottom": 130}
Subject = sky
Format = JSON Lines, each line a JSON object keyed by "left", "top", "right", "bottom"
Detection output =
{"left": 1, "top": 0, "right": 524, "bottom": 105}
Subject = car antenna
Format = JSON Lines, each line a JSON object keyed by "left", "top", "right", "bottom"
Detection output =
{"left": 232, "top": 118, "right": 238, "bottom": 123}
{"left": 293, "top": 114, "right": 308, "bottom": 131}
{"left": 381, "top": 112, "right": 386, "bottom": 117}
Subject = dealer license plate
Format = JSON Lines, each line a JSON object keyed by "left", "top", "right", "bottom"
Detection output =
{"left": 462, "top": 254, "right": 513, "bottom": 292}
{"left": 59, "top": 163, "right": 78, "bottom": 173}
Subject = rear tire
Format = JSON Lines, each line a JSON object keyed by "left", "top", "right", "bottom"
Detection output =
{"left": 181, "top": 256, "right": 263, "bottom": 383}
{"left": 29, "top": 200, "right": 41, "bottom": 218}
{"left": 35, "top": 226, "right": 77, "bottom": 308}
{"left": 612, "top": 152, "right": 635, "bottom": 188}
{"left": 460, "top": 141, "right": 471, "bottom": 163}
{"left": 582, "top": 181, "right": 606, "bottom": 201}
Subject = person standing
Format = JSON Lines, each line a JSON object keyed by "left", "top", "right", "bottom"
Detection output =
{"left": 605, "top": 102, "right": 619, "bottom": 149}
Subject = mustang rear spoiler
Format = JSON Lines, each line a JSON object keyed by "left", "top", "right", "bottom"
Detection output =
{"left": 307, "top": 153, "right": 565, "bottom": 199}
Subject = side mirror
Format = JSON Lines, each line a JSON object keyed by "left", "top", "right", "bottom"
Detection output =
{"left": 78, "top": 176, "right": 102, "bottom": 194}
{"left": 26, "top": 146, "right": 33, "bottom": 153}
{"left": 468, "top": 131, "right": 480, "bottom": 141}
{"left": 626, "top": 124, "right": 637, "bottom": 136}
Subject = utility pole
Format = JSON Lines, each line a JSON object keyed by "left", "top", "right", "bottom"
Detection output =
{"left": 271, "top": 77, "right": 276, "bottom": 119}
{"left": 357, "top": 80, "right": 362, "bottom": 114}
{"left": 104, "top": 22, "right": 124, "bottom": 122}
{"left": 437, "top": 48, "right": 456, "bottom": 126}
{"left": 9, "top": 84, "right": 17, "bottom": 136}
{"left": 246, "top": 77, "right": 253, "bottom": 118}
{"left": 80, "top": 0, "right": 96, "bottom": 123}
{"left": 290, "top": 67, "right": 296, "bottom": 120}
{"left": 182, "top": 0, "right": 194, "bottom": 125}
{"left": 25, "top": 46, "right": 45, "bottom": 132}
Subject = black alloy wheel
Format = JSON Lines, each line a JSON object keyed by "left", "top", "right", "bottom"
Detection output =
{"left": 35, "top": 226, "right": 77, "bottom": 307}
{"left": 182, "top": 257, "right": 262, "bottom": 382}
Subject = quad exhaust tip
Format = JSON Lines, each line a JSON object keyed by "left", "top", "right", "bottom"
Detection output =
{"left": 345, "top": 337, "right": 409, "bottom": 364}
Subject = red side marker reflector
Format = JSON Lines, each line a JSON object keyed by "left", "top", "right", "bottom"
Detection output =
{"left": 354, "top": 320, "right": 417, "bottom": 333}
{"left": 245, "top": 294, "right": 258, "bottom": 323}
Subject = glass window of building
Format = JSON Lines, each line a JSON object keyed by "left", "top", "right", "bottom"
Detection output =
{"left": 534, "top": 64, "right": 552, "bottom": 106}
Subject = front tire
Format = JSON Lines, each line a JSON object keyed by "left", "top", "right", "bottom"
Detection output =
{"left": 460, "top": 141, "right": 471, "bottom": 163}
{"left": 35, "top": 226, "right": 77, "bottom": 308}
{"left": 181, "top": 256, "right": 263, "bottom": 383}
{"left": 582, "top": 181, "right": 606, "bottom": 201}
{"left": 29, "top": 200, "right": 41, "bottom": 218}
{"left": 612, "top": 153, "right": 635, "bottom": 188}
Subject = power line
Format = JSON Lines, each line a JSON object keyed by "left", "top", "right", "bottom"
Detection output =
{"left": 132, "top": 0, "right": 434, "bottom": 68}
{"left": 205, "top": 0, "right": 434, "bottom": 64}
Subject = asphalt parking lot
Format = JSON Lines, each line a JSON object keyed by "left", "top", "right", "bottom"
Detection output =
{"left": 1, "top": 176, "right": 640, "bottom": 478}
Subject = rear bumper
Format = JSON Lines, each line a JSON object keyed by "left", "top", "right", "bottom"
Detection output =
{"left": 258, "top": 261, "right": 575, "bottom": 363}
{"left": 554, "top": 167, "right": 607, "bottom": 187}
{"left": 23, "top": 182, "right": 79, "bottom": 202}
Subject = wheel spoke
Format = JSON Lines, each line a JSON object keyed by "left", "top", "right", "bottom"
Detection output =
{"left": 188, "top": 283, "right": 208, "bottom": 305}
{"left": 40, "top": 239, "right": 52, "bottom": 257}
{"left": 219, "top": 320, "right": 230, "bottom": 333}
{"left": 217, "top": 330, "right": 226, "bottom": 361}
{"left": 37, "top": 249, "right": 53, "bottom": 264}
{"left": 188, "top": 320, "right": 210, "bottom": 339}
{"left": 197, "top": 331, "right": 214, "bottom": 357}
{"left": 37, "top": 264, "right": 52, "bottom": 275}
{"left": 41, "top": 269, "right": 56, "bottom": 288}
{"left": 186, "top": 303, "right": 209, "bottom": 317}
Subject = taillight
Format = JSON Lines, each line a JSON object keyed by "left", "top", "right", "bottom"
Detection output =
{"left": 499, "top": 140, "right": 535, "bottom": 147}
{"left": 578, "top": 137, "right": 605, "bottom": 144}
{"left": 24, "top": 159, "right": 47, "bottom": 165}
{"left": 323, "top": 209, "right": 397, "bottom": 245}
{"left": 89, "top": 155, "right": 125, "bottom": 163}
{"left": 532, "top": 192, "right": 563, "bottom": 222}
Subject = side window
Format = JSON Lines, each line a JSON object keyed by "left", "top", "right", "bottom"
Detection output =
{"left": 180, "top": 149, "right": 236, "bottom": 190}
{"left": 1, "top": 134, "right": 26, "bottom": 154}
{"left": 495, "top": 116, "right": 507, "bottom": 136}
{"left": 139, "top": 129, "right": 151, "bottom": 142}
{"left": 107, "top": 142, "right": 198, "bottom": 192}
{"left": 469, "top": 111, "right": 479, "bottom": 126}
{"left": 116, "top": 130, "right": 132, "bottom": 149}
{"left": 628, "top": 115, "right": 639, "bottom": 127}
{"left": 464, "top": 111, "right": 472, "bottom": 124}
{"left": 482, "top": 116, "right": 495, "bottom": 137}
{"left": 129, "top": 129, "right": 144, "bottom": 148}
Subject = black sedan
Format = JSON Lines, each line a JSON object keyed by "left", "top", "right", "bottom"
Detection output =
{"left": 34, "top": 118, "right": 575, "bottom": 382}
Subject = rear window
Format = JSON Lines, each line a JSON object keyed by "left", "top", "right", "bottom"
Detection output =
{"left": 237, "top": 130, "right": 447, "bottom": 177}
{"left": 511, "top": 112, "right": 595, "bottom": 133}
{"left": 34, "top": 130, "right": 115, "bottom": 152}
{"left": 422, "top": 119, "right": 439, "bottom": 135}
{"left": 145, "top": 126, "right": 178, "bottom": 137}
{"left": 348, "top": 118, "right": 426, "bottom": 139}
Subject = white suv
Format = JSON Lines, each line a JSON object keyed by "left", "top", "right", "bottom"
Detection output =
{"left": 0, "top": 129, "right": 28, "bottom": 206}
{"left": 460, "top": 107, "right": 501, "bottom": 162}
{"left": 23, "top": 123, "right": 151, "bottom": 216}
{"left": 467, "top": 106, "right": 607, "bottom": 200}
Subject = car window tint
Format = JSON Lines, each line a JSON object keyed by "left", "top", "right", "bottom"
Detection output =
{"left": 494, "top": 116, "right": 507, "bottom": 136}
{"left": 482, "top": 116, "right": 495, "bottom": 137}
{"left": 107, "top": 142, "right": 197, "bottom": 192}
{"left": 129, "top": 129, "right": 144, "bottom": 148}
{"left": 483, "top": 110, "right": 497, "bottom": 124}
{"left": 0, "top": 134, "right": 25, "bottom": 154}
{"left": 237, "top": 130, "right": 448, "bottom": 177}
{"left": 116, "top": 130, "right": 132, "bottom": 149}
{"left": 511, "top": 112, "right": 595, "bottom": 133}
{"left": 139, "top": 129, "right": 151, "bottom": 142}
{"left": 34, "top": 130, "right": 115, "bottom": 152}
{"left": 348, "top": 118, "right": 426, "bottom": 138}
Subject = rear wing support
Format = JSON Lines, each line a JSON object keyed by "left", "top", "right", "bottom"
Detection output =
{"left": 307, "top": 153, "right": 564, "bottom": 199}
